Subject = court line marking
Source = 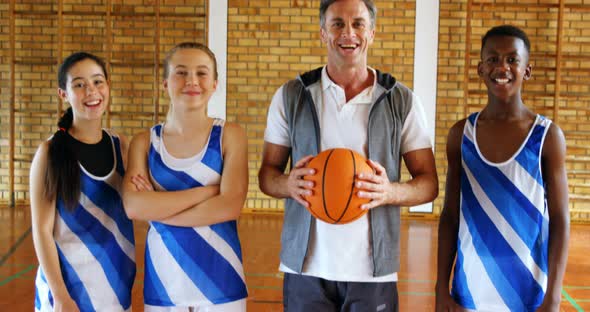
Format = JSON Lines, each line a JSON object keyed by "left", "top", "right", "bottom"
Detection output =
{"left": 0, "top": 264, "right": 35, "bottom": 286}
{"left": 566, "top": 285, "right": 590, "bottom": 290}
{"left": 0, "top": 227, "right": 31, "bottom": 266}
{"left": 0, "top": 263, "right": 32, "bottom": 268}
{"left": 562, "top": 288, "right": 585, "bottom": 312}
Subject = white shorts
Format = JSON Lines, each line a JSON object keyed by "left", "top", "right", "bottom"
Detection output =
{"left": 144, "top": 299, "right": 246, "bottom": 312}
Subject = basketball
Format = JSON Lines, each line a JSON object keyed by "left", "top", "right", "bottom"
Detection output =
{"left": 302, "top": 148, "right": 373, "bottom": 224}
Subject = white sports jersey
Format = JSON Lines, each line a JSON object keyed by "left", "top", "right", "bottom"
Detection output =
{"left": 35, "top": 134, "right": 136, "bottom": 312}
{"left": 452, "top": 113, "right": 551, "bottom": 311}
{"left": 144, "top": 119, "right": 247, "bottom": 307}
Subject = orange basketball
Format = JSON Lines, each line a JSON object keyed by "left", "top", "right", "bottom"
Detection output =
{"left": 303, "top": 148, "right": 373, "bottom": 224}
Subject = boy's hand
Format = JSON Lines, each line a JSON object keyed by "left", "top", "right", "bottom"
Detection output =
{"left": 535, "top": 300, "right": 560, "bottom": 312}
{"left": 435, "top": 293, "right": 466, "bottom": 312}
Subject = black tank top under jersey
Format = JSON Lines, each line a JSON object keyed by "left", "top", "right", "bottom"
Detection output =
{"left": 66, "top": 130, "right": 114, "bottom": 177}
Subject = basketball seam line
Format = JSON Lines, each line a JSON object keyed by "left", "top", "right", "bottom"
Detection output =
{"left": 322, "top": 149, "right": 338, "bottom": 223}
{"left": 336, "top": 150, "right": 355, "bottom": 223}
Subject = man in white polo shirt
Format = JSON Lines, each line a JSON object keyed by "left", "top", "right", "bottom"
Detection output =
{"left": 258, "top": 0, "right": 438, "bottom": 311}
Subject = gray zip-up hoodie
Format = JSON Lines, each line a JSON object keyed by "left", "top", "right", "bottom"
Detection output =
{"left": 279, "top": 67, "right": 416, "bottom": 277}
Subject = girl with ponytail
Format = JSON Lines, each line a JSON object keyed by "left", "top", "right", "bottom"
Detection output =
{"left": 29, "top": 52, "right": 136, "bottom": 312}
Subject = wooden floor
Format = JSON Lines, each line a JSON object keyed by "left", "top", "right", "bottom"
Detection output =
{"left": 0, "top": 206, "right": 589, "bottom": 311}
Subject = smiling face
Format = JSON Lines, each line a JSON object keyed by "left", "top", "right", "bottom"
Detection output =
{"left": 478, "top": 35, "right": 532, "bottom": 102}
{"left": 58, "top": 58, "right": 109, "bottom": 121}
{"left": 163, "top": 48, "right": 218, "bottom": 112}
{"left": 320, "top": 0, "right": 375, "bottom": 70}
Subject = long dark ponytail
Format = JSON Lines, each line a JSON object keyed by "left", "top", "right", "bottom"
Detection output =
{"left": 45, "top": 107, "right": 80, "bottom": 210}
{"left": 44, "top": 52, "right": 108, "bottom": 211}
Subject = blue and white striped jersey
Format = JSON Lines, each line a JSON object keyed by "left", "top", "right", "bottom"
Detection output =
{"left": 452, "top": 113, "right": 552, "bottom": 312}
{"left": 35, "top": 133, "right": 136, "bottom": 312}
{"left": 144, "top": 119, "right": 247, "bottom": 307}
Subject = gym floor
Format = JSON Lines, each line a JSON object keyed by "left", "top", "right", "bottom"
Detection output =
{"left": 0, "top": 206, "right": 588, "bottom": 311}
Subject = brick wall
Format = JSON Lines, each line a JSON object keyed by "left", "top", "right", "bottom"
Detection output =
{"left": 1, "top": 0, "right": 589, "bottom": 220}
{"left": 436, "top": 0, "right": 590, "bottom": 219}
{"left": 232, "top": 0, "right": 589, "bottom": 219}
{"left": 227, "top": 0, "right": 418, "bottom": 213}
{"left": 560, "top": 4, "right": 590, "bottom": 218}
{"left": 0, "top": 0, "right": 207, "bottom": 202}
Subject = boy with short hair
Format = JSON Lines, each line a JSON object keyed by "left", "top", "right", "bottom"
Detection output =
{"left": 435, "top": 25, "right": 569, "bottom": 312}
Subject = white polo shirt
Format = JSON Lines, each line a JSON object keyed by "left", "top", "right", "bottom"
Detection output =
{"left": 264, "top": 66, "right": 431, "bottom": 282}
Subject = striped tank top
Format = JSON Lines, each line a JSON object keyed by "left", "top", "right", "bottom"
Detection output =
{"left": 35, "top": 133, "right": 136, "bottom": 312}
{"left": 144, "top": 119, "right": 247, "bottom": 307}
{"left": 451, "top": 113, "right": 552, "bottom": 311}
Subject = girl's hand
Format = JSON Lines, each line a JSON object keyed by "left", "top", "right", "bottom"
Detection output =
{"left": 53, "top": 296, "right": 80, "bottom": 312}
{"left": 131, "top": 174, "right": 154, "bottom": 192}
